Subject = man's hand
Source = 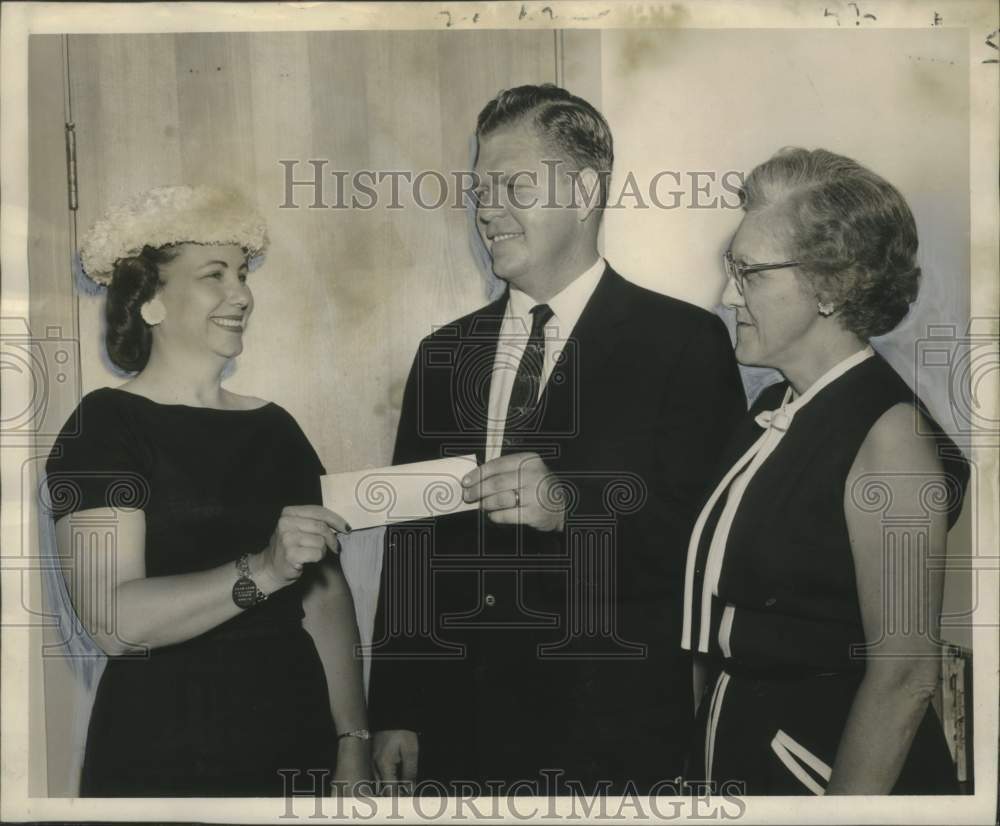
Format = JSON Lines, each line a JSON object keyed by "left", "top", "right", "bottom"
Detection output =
{"left": 373, "top": 730, "right": 419, "bottom": 793}
{"left": 462, "top": 452, "right": 566, "bottom": 532}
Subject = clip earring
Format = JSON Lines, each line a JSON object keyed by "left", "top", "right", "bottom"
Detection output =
{"left": 817, "top": 301, "right": 836, "bottom": 317}
{"left": 140, "top": 297, "right": 167, "bottom": 326}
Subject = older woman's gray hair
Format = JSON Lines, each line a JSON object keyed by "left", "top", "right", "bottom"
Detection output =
{"left": 739, "top": 148, "right": 920, "bottom": 340}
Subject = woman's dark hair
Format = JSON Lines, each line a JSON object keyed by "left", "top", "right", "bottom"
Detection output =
{"left": 739, "top": 147, "right": 920, "bottom": 339}
{"left": 105, "top": 245, "right": 179, "bottom": 372}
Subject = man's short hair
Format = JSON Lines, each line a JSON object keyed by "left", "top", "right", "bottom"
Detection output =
{"left": 476, "top": 84, "right": 614, "bottom": 209}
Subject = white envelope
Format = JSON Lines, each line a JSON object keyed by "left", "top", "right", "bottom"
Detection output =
{"left": 320, "top": 454, "right": 479, "bottom": 530}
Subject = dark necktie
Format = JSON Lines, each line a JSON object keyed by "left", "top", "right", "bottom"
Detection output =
{"left": 502, "top": 303, "right": 553, "bottom": 452}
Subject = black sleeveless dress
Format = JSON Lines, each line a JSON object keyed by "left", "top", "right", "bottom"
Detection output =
{"left": 45, "top": 388, "right": 337, "bottom": 796}
{"left": 683, "top": 354, "right": 968, "bottom": 795}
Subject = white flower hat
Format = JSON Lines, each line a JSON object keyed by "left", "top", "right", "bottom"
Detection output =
{"left": 79, "top": 185, "right": 269, "bottom": 285}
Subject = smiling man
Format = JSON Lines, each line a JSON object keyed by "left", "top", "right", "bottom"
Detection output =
{"left": 369, "top": 85, "right": 746, "bottom": 795}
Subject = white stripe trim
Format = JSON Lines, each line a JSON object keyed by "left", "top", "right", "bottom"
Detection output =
{"left": 704, "top": 676, "right": 719, "bottom": 780}
{"left": 699, "top": 400, "right": 790, "bottom": 651}
{"left": 718, "top": 604, "right": 735, "bottom": 658}
{"left": 704, "top": 671, "right": 731, "bottom": 782}
{"left": 681, "top": 438, "right": 763, "bottom": 650}
{"left": 770, "top": 729, "right": 832, "bottom": 795}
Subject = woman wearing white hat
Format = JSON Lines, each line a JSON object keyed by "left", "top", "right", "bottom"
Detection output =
{"left": 45, "top": 186, "right": 369, "bottom": 796}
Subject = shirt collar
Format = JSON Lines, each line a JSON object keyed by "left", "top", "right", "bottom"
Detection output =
{"left": 507, "top": 257, "right": 606, "bottom": 335}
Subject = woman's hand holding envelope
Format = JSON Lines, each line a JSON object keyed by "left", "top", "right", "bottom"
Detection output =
{"left": 252, "top": 505, "right": 352, "bottom": 594}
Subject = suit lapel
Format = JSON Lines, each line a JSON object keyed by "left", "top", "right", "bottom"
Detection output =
{"left": 456, "top": 290, "right": 508, "bottom": 462}
{"left": 540, "top": 264, "right": 632, "bottom": 407}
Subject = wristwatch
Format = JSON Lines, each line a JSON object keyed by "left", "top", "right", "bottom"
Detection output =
{"left": 337, "top": 728, "right": 371, "bottom": 741}
{"left": 232, "top": 553, "right": 269, "bottom": 609}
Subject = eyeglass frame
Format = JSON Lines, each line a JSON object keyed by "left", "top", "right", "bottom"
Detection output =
{"left": 724, "top": 250, "right": 802, "bottom": 296}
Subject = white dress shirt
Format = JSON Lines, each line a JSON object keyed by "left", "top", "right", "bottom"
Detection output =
{"left": 484, "top": 257, "right": 606, "bottom": 461}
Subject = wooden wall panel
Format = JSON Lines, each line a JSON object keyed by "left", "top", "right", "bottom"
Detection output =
{"left": 27, "top": 33, "right": 70, "bottom": 799}
{"left": 68, "top": 30, "right": 555, "bottom": 473}
{"left": 69, "top": 34, "right": 184, "bottom": 396}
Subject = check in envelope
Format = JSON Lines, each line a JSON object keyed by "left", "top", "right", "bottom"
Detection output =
{"left": 320, "top": 455, "right": 479, "bottom": 530}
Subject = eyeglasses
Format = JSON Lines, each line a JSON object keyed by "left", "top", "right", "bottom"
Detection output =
{"left": 724, "top": 250, "right": 802, "bottom": 297}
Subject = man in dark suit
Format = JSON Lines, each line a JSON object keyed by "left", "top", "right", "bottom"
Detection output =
{"left": 369, "top": 84, "right": 745, "bottom": 795}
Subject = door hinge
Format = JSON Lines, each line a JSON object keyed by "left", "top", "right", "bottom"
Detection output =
{"left": 65, "top": 121, "right": 78, "bottom": 211}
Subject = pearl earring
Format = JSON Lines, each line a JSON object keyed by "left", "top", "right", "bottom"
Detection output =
{"left": 140, "top": 297, "right": 167, "bottom": 326}
{"left": 817, "top": 301, "right": 836, "bottom": 317}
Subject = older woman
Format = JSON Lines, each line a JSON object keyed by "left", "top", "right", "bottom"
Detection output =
{"left": 682, "top": 149, "right": 968, "bottom": 795}
{"left": 45, "top": 186, "right": 369, "bottom": 796}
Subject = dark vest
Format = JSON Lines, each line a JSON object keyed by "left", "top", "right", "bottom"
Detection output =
{"left": 689, "top": 354, "right": 967, "bottom": 672}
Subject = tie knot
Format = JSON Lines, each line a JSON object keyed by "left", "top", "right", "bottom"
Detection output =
{"left": 530, "top": 303, "right": 554, "bottom": 333}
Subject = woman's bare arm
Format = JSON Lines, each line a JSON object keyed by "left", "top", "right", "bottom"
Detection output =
{"left": 826, "top": 403, "right": 950, "bottom": 794}
{"left": 55, "top": 504, "right": 344, "bottom": 655}
{"left": 301, "top": 557, "right": 370, "bottom": 785}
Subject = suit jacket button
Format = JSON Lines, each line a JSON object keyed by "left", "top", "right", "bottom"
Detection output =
{"left": 485, "top": 594, "right": 496, "bottom": 607}
{"left": 764, "top": 597, "right": 777, "bottom": 607}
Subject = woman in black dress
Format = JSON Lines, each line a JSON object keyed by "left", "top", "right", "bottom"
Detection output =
{"left": 682, "top": 149, "right": 968, "bottom": 795}
{"left": 45, "top": 186, "right": 370, "bottom": 796}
